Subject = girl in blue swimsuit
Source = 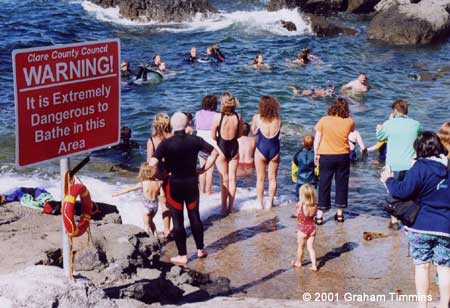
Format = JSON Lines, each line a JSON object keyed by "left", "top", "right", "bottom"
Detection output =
{"left": 251, "top": 96, "right": 282, "bottom": 210}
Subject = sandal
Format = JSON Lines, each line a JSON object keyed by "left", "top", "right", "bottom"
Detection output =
{"left": 314, "top": 216, "right": 324, "bottom": 225}
{"left": 334, "top": 213, "right": 345, "bottom": 223}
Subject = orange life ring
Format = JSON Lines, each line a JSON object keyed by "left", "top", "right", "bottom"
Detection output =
{"left": 62, "top": 184, "right": 92, "bottom": 237}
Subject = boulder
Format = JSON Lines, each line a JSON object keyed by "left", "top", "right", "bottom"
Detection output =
{"left": 307, "top": 14, "right": 359, "bottom": 36}
{"left": 347, "top": 0, "right": 382, "bottom": 13}
{"left": 89, "top": 0, "right": 216, "bottom": 23}
{"left": 0, "top": 266, "right": 117, "bottom": 308}
{"left": 368, "top": 0, "right": 450, "bottom": 45}
{"left": 280, "top": 20, "right": 297, "bottom": 31}
{"left": 268, "top": 0, "right": 347, "bottom": 15}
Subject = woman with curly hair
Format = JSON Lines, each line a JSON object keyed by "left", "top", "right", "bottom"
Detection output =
{"left": 211, "top": 92, "right": 243, "bottom": 213}
{"left": 313, "top": 98, "right": 355, "bottom": 224}
{"left": 251, "top": 96, "right": 282, "bottom": 209}
{"left": 147, "top": 113, "right": 172, "bottom": 238}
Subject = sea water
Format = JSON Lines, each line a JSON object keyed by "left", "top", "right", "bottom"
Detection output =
{"left": 1, "top": 0, "right": 450, "bottom": 230}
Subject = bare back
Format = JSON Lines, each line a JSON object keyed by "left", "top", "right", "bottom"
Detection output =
{"left": 212, "top": 112, "right": 242, "bottom": 141}
{"left": 252, "top": 114, "right": 281, "bottom": 137}
{"left": 142, "top": 180, "right": 161, "bottom": 201}
{"left": 238, "top": 136, "right": 256, "bottom": 164}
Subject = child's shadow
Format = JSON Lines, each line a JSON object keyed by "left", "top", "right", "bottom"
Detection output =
{"left": 303, "top": 241, "right": 359, "bottom": 270}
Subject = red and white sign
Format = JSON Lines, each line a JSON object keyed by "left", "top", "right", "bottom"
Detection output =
{"left": 13, "top": 39, "right": 121, "bottom": 167}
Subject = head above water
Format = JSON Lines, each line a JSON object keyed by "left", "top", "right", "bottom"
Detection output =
{"left": 414, "top": 131, "right": 448, "bottom": 159}
{"left": 437, "top": 122, "right": 450, "bottom": 155}
{"left": 302, "top": 135, "right": 314, "bottom": 149}
{"left": 153, "top": 55, "right": 161, "bottom": 65}
{"left": 158, "top": 62, "right": 166, "bottom": 71}
{"left": 254, "top": 53, "right": 263, "bottom": 65}
{"left": 152, "top": 113, "right": 171, "bottom": 139}
{"left": 258, "top": 96, "right": 280, "bottom": 121}
{"left": 121, "top": 126, "right": 132, "bottom": 141}
{"left": 242, "top": 123, "right": 251, "bottom": 136}
{"left": 221, "top": 92, "right": 240, "bottom": 115}
{"left": 391, "top": 99, "right": 408, "bottom": 116}
{"left": 299, "top": 184, "right": 317, "bottom": 208}
{"left": 201, "top": 94, "right": 218, "bottom": 111}
{"left": 328, "top": 98, "right": 350, "bottom": 118}
{"left": 190, "top": 47, "right": 197, "bottom": 57}
{"left": 121, "top": 61, "right": 129, "bottom": 71}
{"left": 171, "top": 112, "right": 188, "bottom": 132}
{"left": 358, "top": 73, "right": 367, "bottom": 84}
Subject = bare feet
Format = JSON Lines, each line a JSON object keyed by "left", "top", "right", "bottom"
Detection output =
{"left": 170, "top": 255, "right": 188, "bottom": 266}
{"left": 197, "top": 249, "right": 208, "bottom": 258}
{"left": 291, "top": 260, "right": 302, "bottom": 268}
{"left": 310, "top": 265, "right": 318, "bottom": 272}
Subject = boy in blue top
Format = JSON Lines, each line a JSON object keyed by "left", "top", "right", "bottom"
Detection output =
{"left": 292, "top": 135, "right": 318, "bottom": 199}
{"left": 376, "top": 99, "right": 422, "bottom": 229}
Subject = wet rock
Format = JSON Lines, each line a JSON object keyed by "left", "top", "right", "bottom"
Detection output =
{"left": 89, "top": 0, "right": 216, "bottom": 23}
{"left": 199, "top": 277, "right": 232, "bottom": 297}
{"left": 280, "top": 20, "right": 297, "bottom": 31}
{"left": 34, "top": 248, "right": 63, "bottom": 267}
{"left": 307, "top": 14, "right": 359, "bottom": 37}
{"left": 137, "top": 267, "right": 162, "bottom": 280}
{"left": 0, "top": 266, "right": 117, "bottom": 308}
{"left": 368, "top": 0, "right": 450, "bottom": 45}
{"left": 347, "top": 0, "right": 381, "bottom": 13}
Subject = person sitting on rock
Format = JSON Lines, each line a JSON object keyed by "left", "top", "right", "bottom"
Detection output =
{"left": 187, "top": 47, "right": 198, "bottom": 63}
{"left": 120, "top": 61, "right": 133, "bottom": 80}
{"left": 112, "top": 162, "right": 161, "bottom": 237}
{"left": 252, "top": 53, "right": 270, "bottom": 69}
{"left": 341, "top": 73, "right": 370, "bottom": 94}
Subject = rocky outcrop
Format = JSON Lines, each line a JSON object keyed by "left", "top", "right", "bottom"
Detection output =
{"left": 89, "top": 0, "right": 216, "bottom": 23}
{"left": 307, "top": 15, "right": 359, "bottom": 36}
{"left": 268, "top": 0, "right": 347, "bottom": 15}
{"left": 280, "top": 20, "right": 297, "bottom": 31}
{"left": 368, "top": 0, "right": 450, "bottom": 45}
{"left": 347, "top": 0, "right": 382, "bottom": 13}
{"left": 0, "top": 266, "right": 117, "bottom": 308}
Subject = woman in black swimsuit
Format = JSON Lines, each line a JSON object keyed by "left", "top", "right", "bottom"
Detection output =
{"left": 211, "top": 92, "right": 243, "bottom": 214}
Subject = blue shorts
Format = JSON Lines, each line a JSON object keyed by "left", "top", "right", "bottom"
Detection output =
{"left": 407, "top": 231, "right": 450, "bottom": 267}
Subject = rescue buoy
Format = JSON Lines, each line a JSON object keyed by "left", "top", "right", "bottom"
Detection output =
{"left": 62, "top": 184, "right": 92, "bottom": 237}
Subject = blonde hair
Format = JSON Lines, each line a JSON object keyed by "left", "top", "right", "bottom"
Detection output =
{"left": 138, "top": 162, "right": 156, "bottom": 181}
{"left": 438, "top": 122, "right": 450, "bottom": 155}
{"left": 152, "top": 113, "right": 171, "bottom": 139}
{"left": 299, "top": 184, "right": 317, "bottom": 208}
{"left": 221, "top": 92, "right": 239, "bottom": 115}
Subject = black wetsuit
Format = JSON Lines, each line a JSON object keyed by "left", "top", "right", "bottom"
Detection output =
{"left": 154, "top": 130, "right": 213, "bottom": 256}
{"left": 216, "top": 112, "right": 239, "bottom": 160}
{"left": 121, "top": 69, "right": 133, "bottom": 80}
{"left": 188, "top": 55, "right": 198, "bottom": 63}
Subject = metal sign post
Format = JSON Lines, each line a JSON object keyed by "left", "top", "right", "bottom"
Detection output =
{"left": 60, "top": 158, "right": 70, "bottom": 276}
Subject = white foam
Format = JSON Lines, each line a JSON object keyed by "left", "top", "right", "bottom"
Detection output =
{"left": 0, "top": 172, "right": 288, "bottom": 232}
{"left": 79, "top": 1, "right": 311, "bottom": 36}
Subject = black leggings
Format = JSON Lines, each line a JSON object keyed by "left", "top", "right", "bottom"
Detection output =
{"left": 165, "top": 179, "right": 204, "bottom": 256}
{"left": 318, "top": 154, "right": 350, "bottom": 211}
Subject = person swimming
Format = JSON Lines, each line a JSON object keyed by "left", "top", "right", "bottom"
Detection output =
{"left": 288, "top": 84, "right": 335, "bottom": 98}
{"left": 293, "top": 51, "right": 310, "bottom": 65}
{"left": 121, "top": 61, "right": 133, "bottom": 80}
{"left": 151, "top": 54, "right": 162, "bottom": 68}
{"left": 188, "top": 47, "right": 198, "bottom": 63}
{"left": 200, "top": 44, "right": 225, "bottom": 63}
{"left": 253, "top": 53, "right": 270, "bottom": 69}
{"left": 341, "top": 73, "right": 370, "bottom": 94}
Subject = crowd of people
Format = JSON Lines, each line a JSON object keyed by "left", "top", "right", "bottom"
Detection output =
{"left": 113, "top": 45, "right": 449, "bottom": 308}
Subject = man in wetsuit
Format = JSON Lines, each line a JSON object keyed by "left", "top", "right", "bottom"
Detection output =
{"left": 187, "top": 47, "right": 198, "bottom": 63}
{"left": 149, "top": 112, "right": 218, "bottom": 266}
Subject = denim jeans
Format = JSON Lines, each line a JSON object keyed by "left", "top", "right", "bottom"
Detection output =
{"left": 318, "top": 154, "right": 350, "bottom": 211}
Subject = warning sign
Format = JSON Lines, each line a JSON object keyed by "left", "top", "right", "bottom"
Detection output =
{"left": 12, "top": 39, "right": 120, "bottom": 167}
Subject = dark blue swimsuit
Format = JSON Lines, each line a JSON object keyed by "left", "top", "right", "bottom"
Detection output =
{"left": 256, "top": 129, "right": 280, "bottom": 161}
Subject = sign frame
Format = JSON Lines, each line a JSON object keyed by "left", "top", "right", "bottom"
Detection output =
{"left": 12, "top": 39, "right": 121, "bottom": 168}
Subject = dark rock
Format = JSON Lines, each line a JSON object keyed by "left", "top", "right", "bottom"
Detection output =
{"left": 367, "top": 1, "right": 450, "bottom": 45}
{"left": 281, "top": 20, "right": 297, "bottom": 31}
{"left": 34, "top": 248, "right": 62, "bottom": 267}
{"left": 200, "top": 276, "right": 232, "bottom": 297}
{"left": 268, "top": 0, "right": 347, "bottom": 15}
{"left": 89, "top": 0, "right": 216, "bottom": 23}
{"left": 307, "top": 14, "right": 359, "bottom": 36}
{"left": 347, "top": 0, "right": 381, "bottom": 13}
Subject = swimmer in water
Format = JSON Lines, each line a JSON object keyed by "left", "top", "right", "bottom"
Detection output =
{"left": 293, "top": 51, "right": 310, "bottom": 65}
{"left": 157, "top": 62, "right": 167, "bottom": 75}
{"left": 120, "top": 61, "right": 133, "bottom": 80}
{"left": 341, "top": 73, "right": 370, "bottom": 94}
{"left": 201, "top": 45, "right": 225, "bottom": 63}
{"left": 288, "top": 84, "right": 335, "bottom": 98}
{"left": 151, "top": 55, "right": 162, "bottom": 68}
{"left": 188, "top": 47, "right": 198, "bottom": 63}
{"left": 253, "top": 53, "right": 271, "bottom": 69}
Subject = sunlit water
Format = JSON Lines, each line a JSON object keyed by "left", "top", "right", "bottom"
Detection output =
{"left": 1, "top": 0, "right": 450, "bottom": 229}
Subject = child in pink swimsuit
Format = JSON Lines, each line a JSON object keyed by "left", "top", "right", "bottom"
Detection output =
{"left": 292, "top": 184, "right": 318, "bottom": 271}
